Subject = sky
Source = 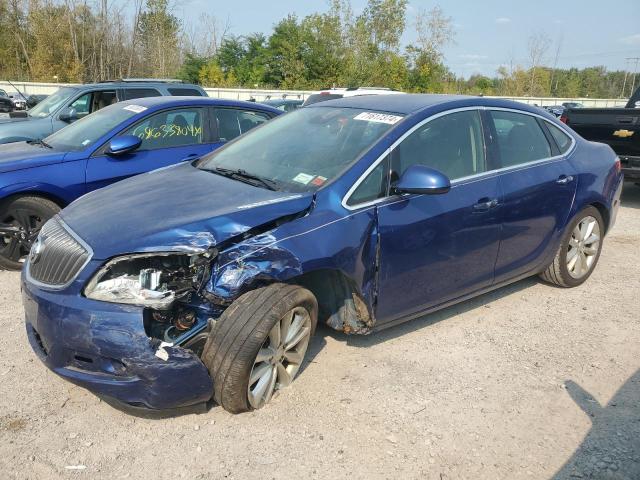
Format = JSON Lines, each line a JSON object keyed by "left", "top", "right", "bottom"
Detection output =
{"left": 180, "top": 0, "right": 640, "bottom": 78}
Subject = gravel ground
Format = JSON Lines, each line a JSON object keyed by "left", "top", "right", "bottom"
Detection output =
{"left": 1, "top": 183, "right": 639, "bottom": 480}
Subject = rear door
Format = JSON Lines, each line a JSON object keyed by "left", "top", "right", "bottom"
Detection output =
{"left": 85, "top": 106, "right": 214, "bottom": 191}
{"left": 488, "top": 109, "right": 577, "bottom": 283}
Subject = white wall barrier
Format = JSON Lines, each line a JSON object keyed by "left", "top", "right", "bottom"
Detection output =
{"left": 0, "top": 80, "right": 629, "bottom": 108}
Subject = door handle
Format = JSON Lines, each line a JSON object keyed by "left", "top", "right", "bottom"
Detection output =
{"left": 556, "top": 175, "right": 574, "bottom": 185}
{"left": 473, "top": 198, "right": 499, "bottom": 211}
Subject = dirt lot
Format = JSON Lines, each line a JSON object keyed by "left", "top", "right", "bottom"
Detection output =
{"left": 1, "top": 184, "right": 638, "bottom": 480}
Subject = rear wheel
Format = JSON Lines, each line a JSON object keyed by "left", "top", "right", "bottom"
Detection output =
{"left": 0, "top": 196, "right": 60, "bottom": 271}
{"left": 540, "top": 206, "right": 604, "bottom": 287}
{"left": 201, "top": 283, "right": 317, "bottom": 414}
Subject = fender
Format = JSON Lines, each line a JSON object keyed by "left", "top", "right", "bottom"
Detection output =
{"left": 204, "top": 205, "right": 380, "bottom": 333}
{"left": 0, "top": 181, "right": 74, "bottom": 206}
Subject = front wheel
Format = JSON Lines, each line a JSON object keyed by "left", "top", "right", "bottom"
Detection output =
{"left": 201, "top": 283, "right": 318, "bottom": 413}
{"left": 540, "top": 206, "right": 604, "bottom": 287}
{"left": 0, "top": 196, "right": 60, "bottom": 271}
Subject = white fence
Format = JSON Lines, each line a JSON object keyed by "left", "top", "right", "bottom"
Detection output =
{"left": 0, "top": 80, "right": 629, "bottom": 108}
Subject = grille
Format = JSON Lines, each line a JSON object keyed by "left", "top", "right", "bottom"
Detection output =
{"left": 27, "top": 216, "right": 91, "bottom": 288}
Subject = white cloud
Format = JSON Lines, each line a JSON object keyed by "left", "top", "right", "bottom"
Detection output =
{"left": 495, "top": 17, "right": 511, "bottom": 24}
{"left": 619, "top": 33, "right": 640, "bottom": 45}
{"left": 459, "top": 54, "right": 489, "bottom": 60}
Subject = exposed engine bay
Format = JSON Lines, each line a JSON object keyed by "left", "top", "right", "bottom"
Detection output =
{"left": 83, "top": 250, "right": 222, "bottom": 355}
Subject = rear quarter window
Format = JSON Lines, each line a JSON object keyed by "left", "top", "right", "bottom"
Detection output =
{"left": 546, "top": 122, "right": 573, "bottom": 154}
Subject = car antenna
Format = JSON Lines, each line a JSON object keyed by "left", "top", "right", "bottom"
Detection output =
{"left": 6, "top": 80, "right": 28, "bottom": 101}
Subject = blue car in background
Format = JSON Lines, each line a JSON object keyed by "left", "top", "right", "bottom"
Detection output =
{"left": 0, "top": 96, "right": 281, "bottom": 269}
{"left": 21, "top": 94, "right": 622, "bottom": 414}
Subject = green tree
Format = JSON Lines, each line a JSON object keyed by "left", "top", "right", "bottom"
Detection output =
{"left": 137, "top": 0, "right": 181, "bottom": 77}
{"left": 177, "top": 53, "right": 207, "bottom": 84}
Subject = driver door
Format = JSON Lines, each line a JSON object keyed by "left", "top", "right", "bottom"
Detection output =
{"left": 374, "top": 109, "right": 503, "bottom": 325}
{"left": 85, "top": 107, "right": 213, "bottom": 191}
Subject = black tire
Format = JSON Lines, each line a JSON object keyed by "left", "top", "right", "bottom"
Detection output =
{"left": 0, "top": 196, "right": 60, "bottom": 271}
{"left": 539, "top": 206, "right": 604, "bottom": 287}
{"left": 201, "top": 283, "right": 318, "bottom": 414}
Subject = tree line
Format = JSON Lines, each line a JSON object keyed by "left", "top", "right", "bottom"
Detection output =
{"left": 0, "top": 0, "right": 635, "bottom": 99}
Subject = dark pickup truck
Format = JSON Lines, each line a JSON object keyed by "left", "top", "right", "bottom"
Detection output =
{"left": 564, "top": 86, "right": 640, "bottom": 180}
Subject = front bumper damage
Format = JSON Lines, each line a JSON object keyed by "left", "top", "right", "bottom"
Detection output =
{"left": 22, "top": 273, "right": 214, "bottom": 411}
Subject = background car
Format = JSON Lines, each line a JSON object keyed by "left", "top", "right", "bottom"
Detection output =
{"left": 562, "top": 102, "right": 584, "bottom": 109}
{"left": 259, "top": 97, "right": 303, "bottom": 112}
{"left": 544, "top": 105, "right": 565, "bottom": 117}
{"left": 302, "top": 86, "right": 405, "bottom": 106}
{"left": 9, "top": 92, "right": 28, "bottom": 110}
{"left": 0, "top": 89, "right": 13, "bottom": 113}
{"left": 0, "top": 79, "right": 207, "bottom": 145}
{"left": 20, "top": 94, "right": 622, "bottom": 414}
{"left": 0, "top": 96, "right": 280, "bottom": 269}
{"left": 25, "top": 94, "right": 48, "bottom": 109}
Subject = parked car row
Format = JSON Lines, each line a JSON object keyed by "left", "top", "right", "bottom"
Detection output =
{"left": 0, "top": 95, "right": 281, "bottom": 269}
{"left": 0, "top": 80, "right": 624, "bottom": 415}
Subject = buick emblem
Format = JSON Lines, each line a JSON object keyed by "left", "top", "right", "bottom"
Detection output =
{"left": 29, "top": 237, "right": 44, "bottom": 264}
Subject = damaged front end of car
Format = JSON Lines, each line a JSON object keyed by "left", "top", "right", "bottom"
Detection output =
{"left": 83, "top": 250, "right": 220, "bottom": 355}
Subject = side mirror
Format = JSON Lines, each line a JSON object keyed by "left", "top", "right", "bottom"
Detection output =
{"left": 393, "top": 165, "right": 451, "bottom": 195}
{"left": 106, "top": 135, "right": 142, "bottom": 156}
{"left": 59, "top": 107, "right": 78, "bottom": 123}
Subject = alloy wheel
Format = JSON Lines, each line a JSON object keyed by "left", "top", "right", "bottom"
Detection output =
{"left": 0, "top": 208, "right": 44, "bottom": 264}
{"left": 566, "top": 215, "right": 600, "bottom": 279}
{"left": 247, "top": 306, "right": 312, "bottom": 409}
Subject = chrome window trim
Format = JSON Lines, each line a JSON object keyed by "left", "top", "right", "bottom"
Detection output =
{"left": 25, "top": 215, "right": 94, "bottom": 291}
{"left": 342, "top": 106, "right": 577, "bottom": 211}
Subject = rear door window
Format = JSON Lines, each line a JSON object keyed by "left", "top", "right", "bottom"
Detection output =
{"left": 489, "top": 111, "right": 552, "bottom": 167}
{"left": 124, "top": 107, "right": 205, "bottom": 150}
{"left": 214, "top": 109, "right": 271, "bottom": 142}
{"left": 123, "top": 88, "right": 161, "bottom": 100}
{"left": 168, "top": 88, "right": 204, "bottom": 96}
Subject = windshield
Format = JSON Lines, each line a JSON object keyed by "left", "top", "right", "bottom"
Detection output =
{"left": 28, "top": 87, "right": 77, "bottom": 118}
{"left": 43, "top": 103, "right": 142, "bottom": 151}
{"left": 197, "top": 107, "right": 402, "bottom": 192}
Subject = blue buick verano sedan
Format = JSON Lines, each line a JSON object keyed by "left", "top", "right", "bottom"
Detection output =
{"left": 22, "top": 94, "right": 623, "bottom": 413}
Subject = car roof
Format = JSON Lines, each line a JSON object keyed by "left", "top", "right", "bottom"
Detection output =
{"left": 262, "top": 98, "right": 303, "bottom": 104}
{"left": 76, "top": 81, "right": 203, "bottom": 89}
{"left": 117, "top": 96, "right": 281, "bottom": 113}
{"left": 307, "top": 93, "right": 557, "bottom": 118}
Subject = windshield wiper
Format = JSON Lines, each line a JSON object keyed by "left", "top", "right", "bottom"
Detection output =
{"left": 210, "top": 167, "right": 279, "bottom": 191}
{"left": 27, "top": 139, "right": 53, "bottom": 149}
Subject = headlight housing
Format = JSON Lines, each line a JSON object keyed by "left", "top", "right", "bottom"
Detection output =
{"left": 84, "top": 252, "right": 214, "bottom": 308}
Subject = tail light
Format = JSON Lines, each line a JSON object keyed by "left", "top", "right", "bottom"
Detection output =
{"left": 559, "top": 114, "right": 568, "bottom": 124}
{"left": 614, "top": 157, "right": 621, "bottom": 173}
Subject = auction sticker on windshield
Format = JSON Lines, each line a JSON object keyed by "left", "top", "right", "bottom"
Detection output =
{"left": 123, "top": 105, "right": 147, "bottom": 113}
{"left": 293, "top": 173, "right": 315, "bottom": 184}
{"left": 353, "top": 112, "right": 403, "bottom": 125}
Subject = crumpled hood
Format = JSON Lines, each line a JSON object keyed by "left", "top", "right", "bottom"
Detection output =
{"left": 60, "top": 162, "right": 314, "bottom": 260}
{"left": 0, "top": 141, "right": 66, "bottom": 173}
